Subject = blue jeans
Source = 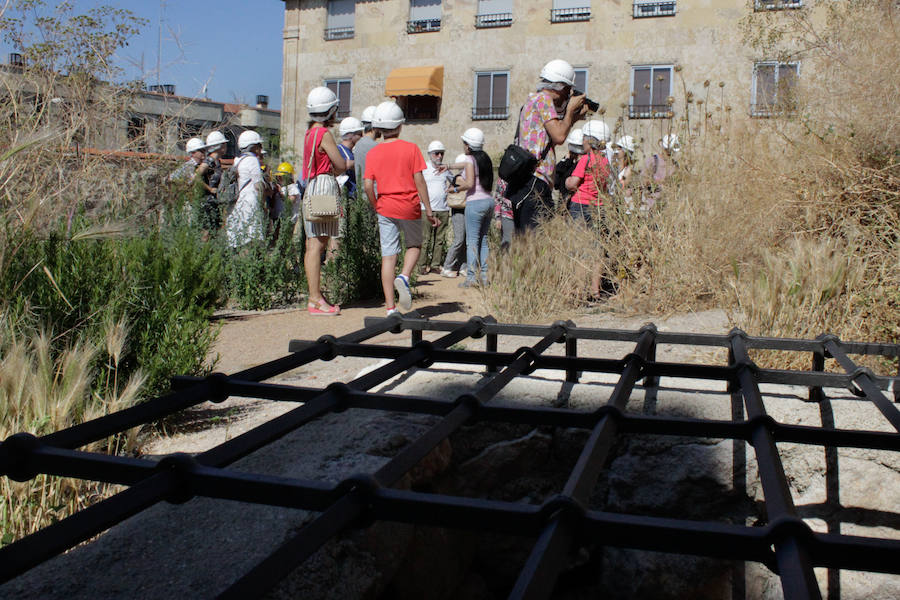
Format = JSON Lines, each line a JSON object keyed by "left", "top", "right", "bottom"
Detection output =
{"left": 464, "top": 198, "right": 494, "bottom": 283}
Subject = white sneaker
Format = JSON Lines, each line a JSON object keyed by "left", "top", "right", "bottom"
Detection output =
{"left": 386, "top": 307, "right": 399, "bottom": 316}
{"left": 393, "top": 274, "right": 412, "bottom": 310}
{"left": 440, "top": 268, "right": 457, "bottom": 278}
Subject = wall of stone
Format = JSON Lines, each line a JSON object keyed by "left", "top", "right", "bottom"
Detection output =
{"left": 281, "top": 0, "right": 776, "bottom": 162}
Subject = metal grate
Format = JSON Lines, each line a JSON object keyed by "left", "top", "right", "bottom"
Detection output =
{"left": 629, "top": 103, "right": 672, "bottom": 118}
{"left": 472, "top": 106, "right": 509, "bottom": 120}
{"left": 633, "top": 1, "right": 677, "bottom": 17}
{"left": 323, "top": 26, "right": 354, "bottom": 40}
{"left": 550, "top": 6, "right": 592, "bottom": 22}
{"left": 475, "top": 12, "right": 513, "bottom": 28}
{"left": 2, "top": 314, "right": 900, "bottom": 599}
{"left": 755, "top": 0, "right": 803, "bottom": 10}
{"left": 407, "top": 18, "right": 441, "bottom": 33}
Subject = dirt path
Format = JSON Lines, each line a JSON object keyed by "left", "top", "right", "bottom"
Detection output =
{"left": 144, "top": 272, "right": 730, "bottom": 455}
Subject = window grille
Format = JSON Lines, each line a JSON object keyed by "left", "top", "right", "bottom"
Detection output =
{"left": 633, "top": 0, "right": 676, "bottom": 18}
{"left": 550, "top": 7, "right": 591, "bottom": 22}
{"left": 755, "top": 0, "right": 802, "bottom": 10}
{"left": 325, "top": 0, "right": 355, "bottom": 40}
{"left": 2, "top": 314, "right": 900, "bottom": 600}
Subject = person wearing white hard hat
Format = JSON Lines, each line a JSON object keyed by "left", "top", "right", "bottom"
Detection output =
{"left": 554, "top": 128, "right": 586, "bottom": 208}
{"left": 363, "top": 101, "right": 439, "bottom": 315}
{"left": 441, "top": 152, "right": 468, "bottom": 277}
{"left": 336, "top": 117, "right": 364, "bottom": 199}
{"left": 442, "top": 128, "right": 495, "bottom": 287}
{"left": 415, "top": 140, "right": 451, "bottom": 275}
{"left": 611, "top": 136, "right": 637, "bottom": 213}
{"left": 565, "top": 120, "right": 614, "bottom": 300}
{"left": 500, "top": 58, "right": 589, "bottom": 233}
{"left": 354, "top": 105, "right": 380, "bottom": 184}
{"left": 168, "top": 137, "right": 207, "bottom": 183}
{"left": 193, "top": 131, "right": 228, "bottom": 238}
{"left": 640, "top": 133, "right": 680, "bottom": 212}
{"left": 225, "top": 129, "right": 266, "bottom": 248}
{"left": 565, "top": 120, "right": 612, "bottom": 225}
{"left": 301, "top": 86, "right": 347, "bottom": 316}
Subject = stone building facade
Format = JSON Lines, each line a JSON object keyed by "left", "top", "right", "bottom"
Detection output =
{"left": 280, "top": 0, "right": 806, "bottom": 162}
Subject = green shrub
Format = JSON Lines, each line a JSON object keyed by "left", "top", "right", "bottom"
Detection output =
{"left": 0, "top": 212, "right": 225, "bottom": 397}
{"left": 223, "top": 211, "right": 306, "bottom": 310}
{"left": 321, "top": 192, "right": 383, "bottom": 306}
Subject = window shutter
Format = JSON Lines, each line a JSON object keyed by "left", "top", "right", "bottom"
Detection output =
{"left": 338, "top": 80, "right": 351, "bottom": 115}
{"left": 632, "top": 68, "right": 652, "bottom": 107}
{"left": 476, "top": 74, "right": 492, "bottom": 111}
{"left": 573, "top": 70, "right": 587, "bottom": 94}
{"left": 492, "top": 73, "right": 508, "bottom": 111}
{"left": 478, "top": 0, "right": 513, "bottom": 15}
{"left": 651, "top": 67, "right": 671, "bottom": 108}
{"left": 326, "top": 0, "right": 355, "bottom": 29}
{"left": 553, "top": 0, "right": 589, "bottom": 9}
{"left": 409, "top": 0, "right": 442, "bottom": 21}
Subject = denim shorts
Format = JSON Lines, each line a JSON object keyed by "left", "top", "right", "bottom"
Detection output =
{"left": 377, "top": 214, "right": 424, "bottom": 257}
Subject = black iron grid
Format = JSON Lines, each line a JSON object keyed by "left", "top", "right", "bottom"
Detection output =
{"left": 2, "top": 314, "right": 900, "bottom": 600}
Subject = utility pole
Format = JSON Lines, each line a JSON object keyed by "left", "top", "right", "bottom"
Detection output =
{"left": 156, "top": 0, "right": 166, "bottom": 86}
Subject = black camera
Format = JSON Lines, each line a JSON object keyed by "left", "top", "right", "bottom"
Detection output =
{"left": 573, "top": 90, "right": 600, "bottom": 113}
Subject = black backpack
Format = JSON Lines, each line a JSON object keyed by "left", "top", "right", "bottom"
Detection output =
{"left": 498, "top": 105, "right": 553, "bottom": 190}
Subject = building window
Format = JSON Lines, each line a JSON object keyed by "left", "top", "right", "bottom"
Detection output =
{"left": 325, "top": 78, "right": 352, "bottom": 119}
{"left": 324, "top": 0, "right": 355, "bottom": 40}
{"left": 472, "top": 71, "right": 509, "bottom": 120}
{"left": 630, "top": 65, "right": 672, "bottom": 118}
{"left": 551, "top": 0, "right": 591, "bottom": 23}
{"left": 573, "top": 68, "right": 588, "bottom": 95}
{"left": 408, "top": 0, "right": 441, "bottom": 33}
{"left": 127, "top": 116, "right": 148, "bottom": 151}
{"left": 633, "top": 0, "right": 676, "bottom": 18}
{"left": 476, "top": 0, "right": 513, "bottom": 28}
{"left": 751, "top": 61, "right": 799, "bottom": 117}
{"left": 754, "top": 0, "right": 802, "bottom": 10}
{"left": 397, "top": 96, "right": 441, "bottom": 122}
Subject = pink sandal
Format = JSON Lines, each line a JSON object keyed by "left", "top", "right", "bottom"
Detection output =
{"left": 307, "top": 298, "right": 340, "bottom": 316}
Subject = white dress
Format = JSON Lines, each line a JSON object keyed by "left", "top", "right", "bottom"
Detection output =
{"left": 225, "top": 153, "right": 264, "bottom": 247}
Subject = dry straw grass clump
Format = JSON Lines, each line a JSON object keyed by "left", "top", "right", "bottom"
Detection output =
{"left": 0, "top": 312, "right": 144, "bottom": 545}
{"left": 486, "top": 0, "right": 898, "bottom": 373}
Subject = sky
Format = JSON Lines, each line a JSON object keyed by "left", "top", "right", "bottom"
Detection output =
{"left": 1, "top": 0, "right": 286, "bottom": 109}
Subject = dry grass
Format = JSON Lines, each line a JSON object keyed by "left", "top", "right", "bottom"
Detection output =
{"left": 0, "top": 311, "right": 144, "bottom": 544}
{"left": 485, "top": 0, "right": 899, "bottom": 373}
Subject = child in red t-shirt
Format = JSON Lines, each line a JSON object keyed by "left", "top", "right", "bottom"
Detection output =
{"left": 363, "top": 102, "right": 439, "bottom": 314}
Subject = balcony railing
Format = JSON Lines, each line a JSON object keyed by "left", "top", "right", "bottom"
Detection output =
{"left": 475, "top": 12, "right": 513, "bottom": 28}
{"left": 749, "top": 103, "right": 796, "bottom": 118}
{"left": 754, "top": 0, "right": 802, "bottom": 10}
{"left": 407, "top": 18, "right": 441, "bottom": 34}
{"left": 633, "top": 1, "right": 676, "bottom": 18}
{"left": 628, "top": 104, "right": 671, "bottom": 119}
{"left": 472, "top": 106, "right": 509, "bottom": 120}
{"left": 550, "top": 7, "right": 591, "bottom": 23}
{"left": 323, "top": 26, "right": 354, "bottom": 41}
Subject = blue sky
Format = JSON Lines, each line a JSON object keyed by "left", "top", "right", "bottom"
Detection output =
{"left": 1, "top": 0, "right": 286, "bottom": 109}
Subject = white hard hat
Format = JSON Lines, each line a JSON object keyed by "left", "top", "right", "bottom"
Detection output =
{"left": 582, "top": 120, "right": 611, "bottom": 143}
{"left": 460, "top": 127, "right": 484, "bottom": 151}
{"left": 540, "top": 59, "right": 576, "bottom": 87}
{"left": 360, "top": 105, "right": 377, "bottom": 124}
{"left": 427, "top": 140, "right": 446, "bottom": 153}
{"left": 339, "top": 117, "right": 364, "bottom": 136}
{"left": 454, "top": 154, "right": 467, "bottom": 164}
{"left": 565, "top": 129, "right": 584, "bottom": 152}
{"left": 185, "top": 137, "right": 206, "bottom": 154}
{"left": 615, "top": 135, "right": 636, "bottom": 153}
{"left": 662, "top": 134, "right": 681, "bottom": 151}
{"left": 205, "top": 130, "right": 227, "bottom": 149}
{"left": 372, "top": 101, "right": 404, "bottom": 129}
{"left": 237, "top": 129, "right": 263, "bottom": 150}
{"left": 306, "top": 86, "right": 338, "bottom": 115}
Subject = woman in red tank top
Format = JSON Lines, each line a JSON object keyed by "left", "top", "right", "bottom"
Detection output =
{"left": 302, "top": 87, "right": 347, "bottom": 316}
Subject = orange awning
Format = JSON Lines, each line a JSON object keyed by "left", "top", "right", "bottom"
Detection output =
{"left": 384, "top": 66, "right": 444, "bottom": 97}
